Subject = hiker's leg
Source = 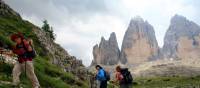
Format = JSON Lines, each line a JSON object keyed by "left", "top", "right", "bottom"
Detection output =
{"left": 12, "top": 62, "right": 22, "bottom": 86}
{"left": 26, "top": 61, "right": 40, "bottom": 88}
{"left": 100, "top": 81, "right": 107, "bottom": 88}
{"left": 104, "top": 81, "right": 108, "bottom": 88}
{"left": 96, "top": 80, "right": 100, "bottom": 88}
{"left": 128, "top": 84, "right": 132, "bottom": 88}
{"left": 100, "top": 81, "right": 103, "bottom": 88}
{"left": 120, "top": 84, "right": 126, "bottom": 88}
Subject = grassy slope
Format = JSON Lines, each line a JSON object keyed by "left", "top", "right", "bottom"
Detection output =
{"left": 133, "top": 76, "right": 200, "bottom": 88}
{"left": 107, "top": 76, "right": 200, "bottom": 88}
{"left": 0, "top": 16, "right": 88, "bottom": 88}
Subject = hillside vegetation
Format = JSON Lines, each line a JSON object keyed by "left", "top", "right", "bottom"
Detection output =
{"left": 0, "top": 1, "right": 88, "bottom": 87}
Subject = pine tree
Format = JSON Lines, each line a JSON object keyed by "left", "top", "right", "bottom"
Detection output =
{"left": 41, "top": 20, "right": 55, "bottom": 40}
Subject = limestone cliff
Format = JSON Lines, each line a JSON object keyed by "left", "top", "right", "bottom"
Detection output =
{"left": 163, "top": 15, "right": 200, "bottom": 61}
{"left": 92, "top": 32, "right": 120, "bottom": 65}
{"left": 120, "top": 17, "right": 160, "bottom": 65}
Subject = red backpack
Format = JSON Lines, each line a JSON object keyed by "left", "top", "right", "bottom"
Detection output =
{"left": 15, "top": 40, "right": 37, "bottom": 58}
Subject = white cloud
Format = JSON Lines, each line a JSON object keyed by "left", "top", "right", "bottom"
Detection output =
{"left": 55, "top": 14, "right": 126, "bottom": 66}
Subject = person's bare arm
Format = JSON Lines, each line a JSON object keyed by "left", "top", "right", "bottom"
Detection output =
{"left": 23, "top": 40, "right": 33, "bottom": 52}
{"left": 27, "top": 46, "right": 33, "bottom": 51}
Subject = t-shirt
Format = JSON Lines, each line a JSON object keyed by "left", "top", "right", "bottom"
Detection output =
{"left": 116, "top": 72, "right": 123, "bottom": 81}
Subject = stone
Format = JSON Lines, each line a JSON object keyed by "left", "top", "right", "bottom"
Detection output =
{"left": 0, "top": 0, "right": 21, "bottom": 19}
{"left": 162, "top": 14, "right": 200, "bottom": 60}
{"left": 120, "top": 16, "right": 159, "bottom": 65}
{"left": 92, "top": 32, "right": 120, "bottom": 65}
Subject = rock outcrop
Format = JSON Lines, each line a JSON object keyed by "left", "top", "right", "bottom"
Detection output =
{"left": 0, "top": 0, "right": 20, "bottom": 18}
{"left": 163, "top": 15, "right": 200, "bottom": 60}
{"left": 33, "top": 27, "right": 88, "bottom": 79}
{"left": 92, "top": 32, "right": 120, "bottom": 65}
{"left": 133, "top": 60, "right": 200, "bottom": 78}
{"left": 120, "top": 17, "right": 160, "bottom": 65}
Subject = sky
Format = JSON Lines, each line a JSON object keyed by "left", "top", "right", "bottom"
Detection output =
{"left": 4, "top": 0, "right": 200, "bottom": 66}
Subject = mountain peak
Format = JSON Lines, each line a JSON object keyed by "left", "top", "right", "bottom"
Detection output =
{"left": 110, "top": 32, "right": 116, "bottom": 36}
{"left": 101, "top": 36, "right": 106, "bottom": 41}
{"left": 163, "top": 14, "right": 200, "bottom": 59}
{"left": 130, "top": 16, "right": 144, "bottom": 24}
{"left": 132, "top": 16, "right": 144, "bottom": 21}
{"left": 120, "top": 17, "right": 159, "bottom": 64}
{"left": 92, "top": 32, "right": 120, "bottom": 65}
{"left": 109, "top": 32, "right": 117, "bottom": 40}
{"left": 171, "top": 14, "right": 188, "bottom": 24}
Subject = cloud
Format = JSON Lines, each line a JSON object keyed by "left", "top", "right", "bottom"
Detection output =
{"left": 55, "top": 14, "right": 126, "bottom": 65}
{"left": 4, "top": 0, "right": 200, "bottom": 66}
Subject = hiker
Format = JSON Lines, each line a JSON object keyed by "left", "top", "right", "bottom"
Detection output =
{"left": 114, "top": 65, "right": 132, "bottom": 88}
{"left": 10, "top": 33, "right": 40, "bottom": 88}
{"left": 95, "top": 65, "right": 107, "bottom": 88}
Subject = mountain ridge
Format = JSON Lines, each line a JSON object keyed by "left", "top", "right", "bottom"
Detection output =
{"left": 92, "top": 15, "right": 200, "bottom": 66}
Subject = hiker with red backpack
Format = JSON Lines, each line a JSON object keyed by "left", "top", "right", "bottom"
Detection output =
{"left": 114, "top": 65, "right": 133, "bottom": 88}
{"left": 10, "top": 33, "right": 40, "bottom": 88}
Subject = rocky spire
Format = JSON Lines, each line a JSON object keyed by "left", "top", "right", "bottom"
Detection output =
{"left": 92, "top": 32, "right": 120, "bottom": 65}
{"left": 120, "top": 17, "right": 159, "bottom": 65}
{"left": 163, "top": 14, "right": 200, "bottom": 60}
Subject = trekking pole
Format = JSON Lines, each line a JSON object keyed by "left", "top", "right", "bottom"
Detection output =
{"left": 0, "top": 51, "right": 3, "bottom": 62}
{"left": 0, "top": 50, "right": 5, "bottom": 63}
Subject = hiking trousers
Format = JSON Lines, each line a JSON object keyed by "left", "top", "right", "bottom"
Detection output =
{"left": 100, "top": 80, "right": 107, "bottom": 88}
{"left": 12, "top": 61, "right": 40, "bottom": 88}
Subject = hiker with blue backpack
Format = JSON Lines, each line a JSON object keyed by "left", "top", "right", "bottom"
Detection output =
{"left": 95, "top": 65, "right": 110, "bottom": 88}
{"left": 10, "top": 33, "right": 40, "bottom": 88}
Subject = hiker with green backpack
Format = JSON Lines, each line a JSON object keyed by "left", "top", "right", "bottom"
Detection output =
{"left": 10, "top": 33, "right": 40, "bottom": 88}
{"left": 113, "top": 65, "right": 133, "bottom": 88}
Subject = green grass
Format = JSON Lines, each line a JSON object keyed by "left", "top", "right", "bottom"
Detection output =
{"left": 107, "top": 76, "right": 200, "bottom": 88}
{"left": 133, "top": 76, "right": 200, "bottom": 88}
{"left": 0, "top": 57, "right": 88, "bottom": 88}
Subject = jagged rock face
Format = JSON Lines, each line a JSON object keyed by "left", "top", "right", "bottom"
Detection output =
{"left": 0, "top": 0, "right": 20, "bottom": 18}
{"left": 133, "top": 60, "right": 200, "bottom": 78}
{"left": 120, "top": 17, "right": 159, "bottom": 65}
{"left": 33, "top": 26, "right": 88, "bottom": 80}
{"left": 33, "top": 28, "right": 84, "bottom": 69}
{"left": 163, "top": 15, "right": 200, "bottom": 60}
{"left": 92, "top": 32, "right": 120, "bottom": 65}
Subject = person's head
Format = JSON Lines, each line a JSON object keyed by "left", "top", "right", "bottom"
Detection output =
{"left": 116, "top": 65, "right": 121, "bottom": 72}
{"left": 15, "top": 37, "right": 22, "bottom": 44}
{"left": 11, "top": 33, "right": 24, "bottom": 44}
{"left": 95, "top": 65, "right": 102, "bottom": 70}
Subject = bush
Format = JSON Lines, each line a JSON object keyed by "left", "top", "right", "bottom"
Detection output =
{"left": 0, "top": 62, "right": 13, "bottom": 81}
{"left": 0, "top": 34, "right": 14, "bottom": 49}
